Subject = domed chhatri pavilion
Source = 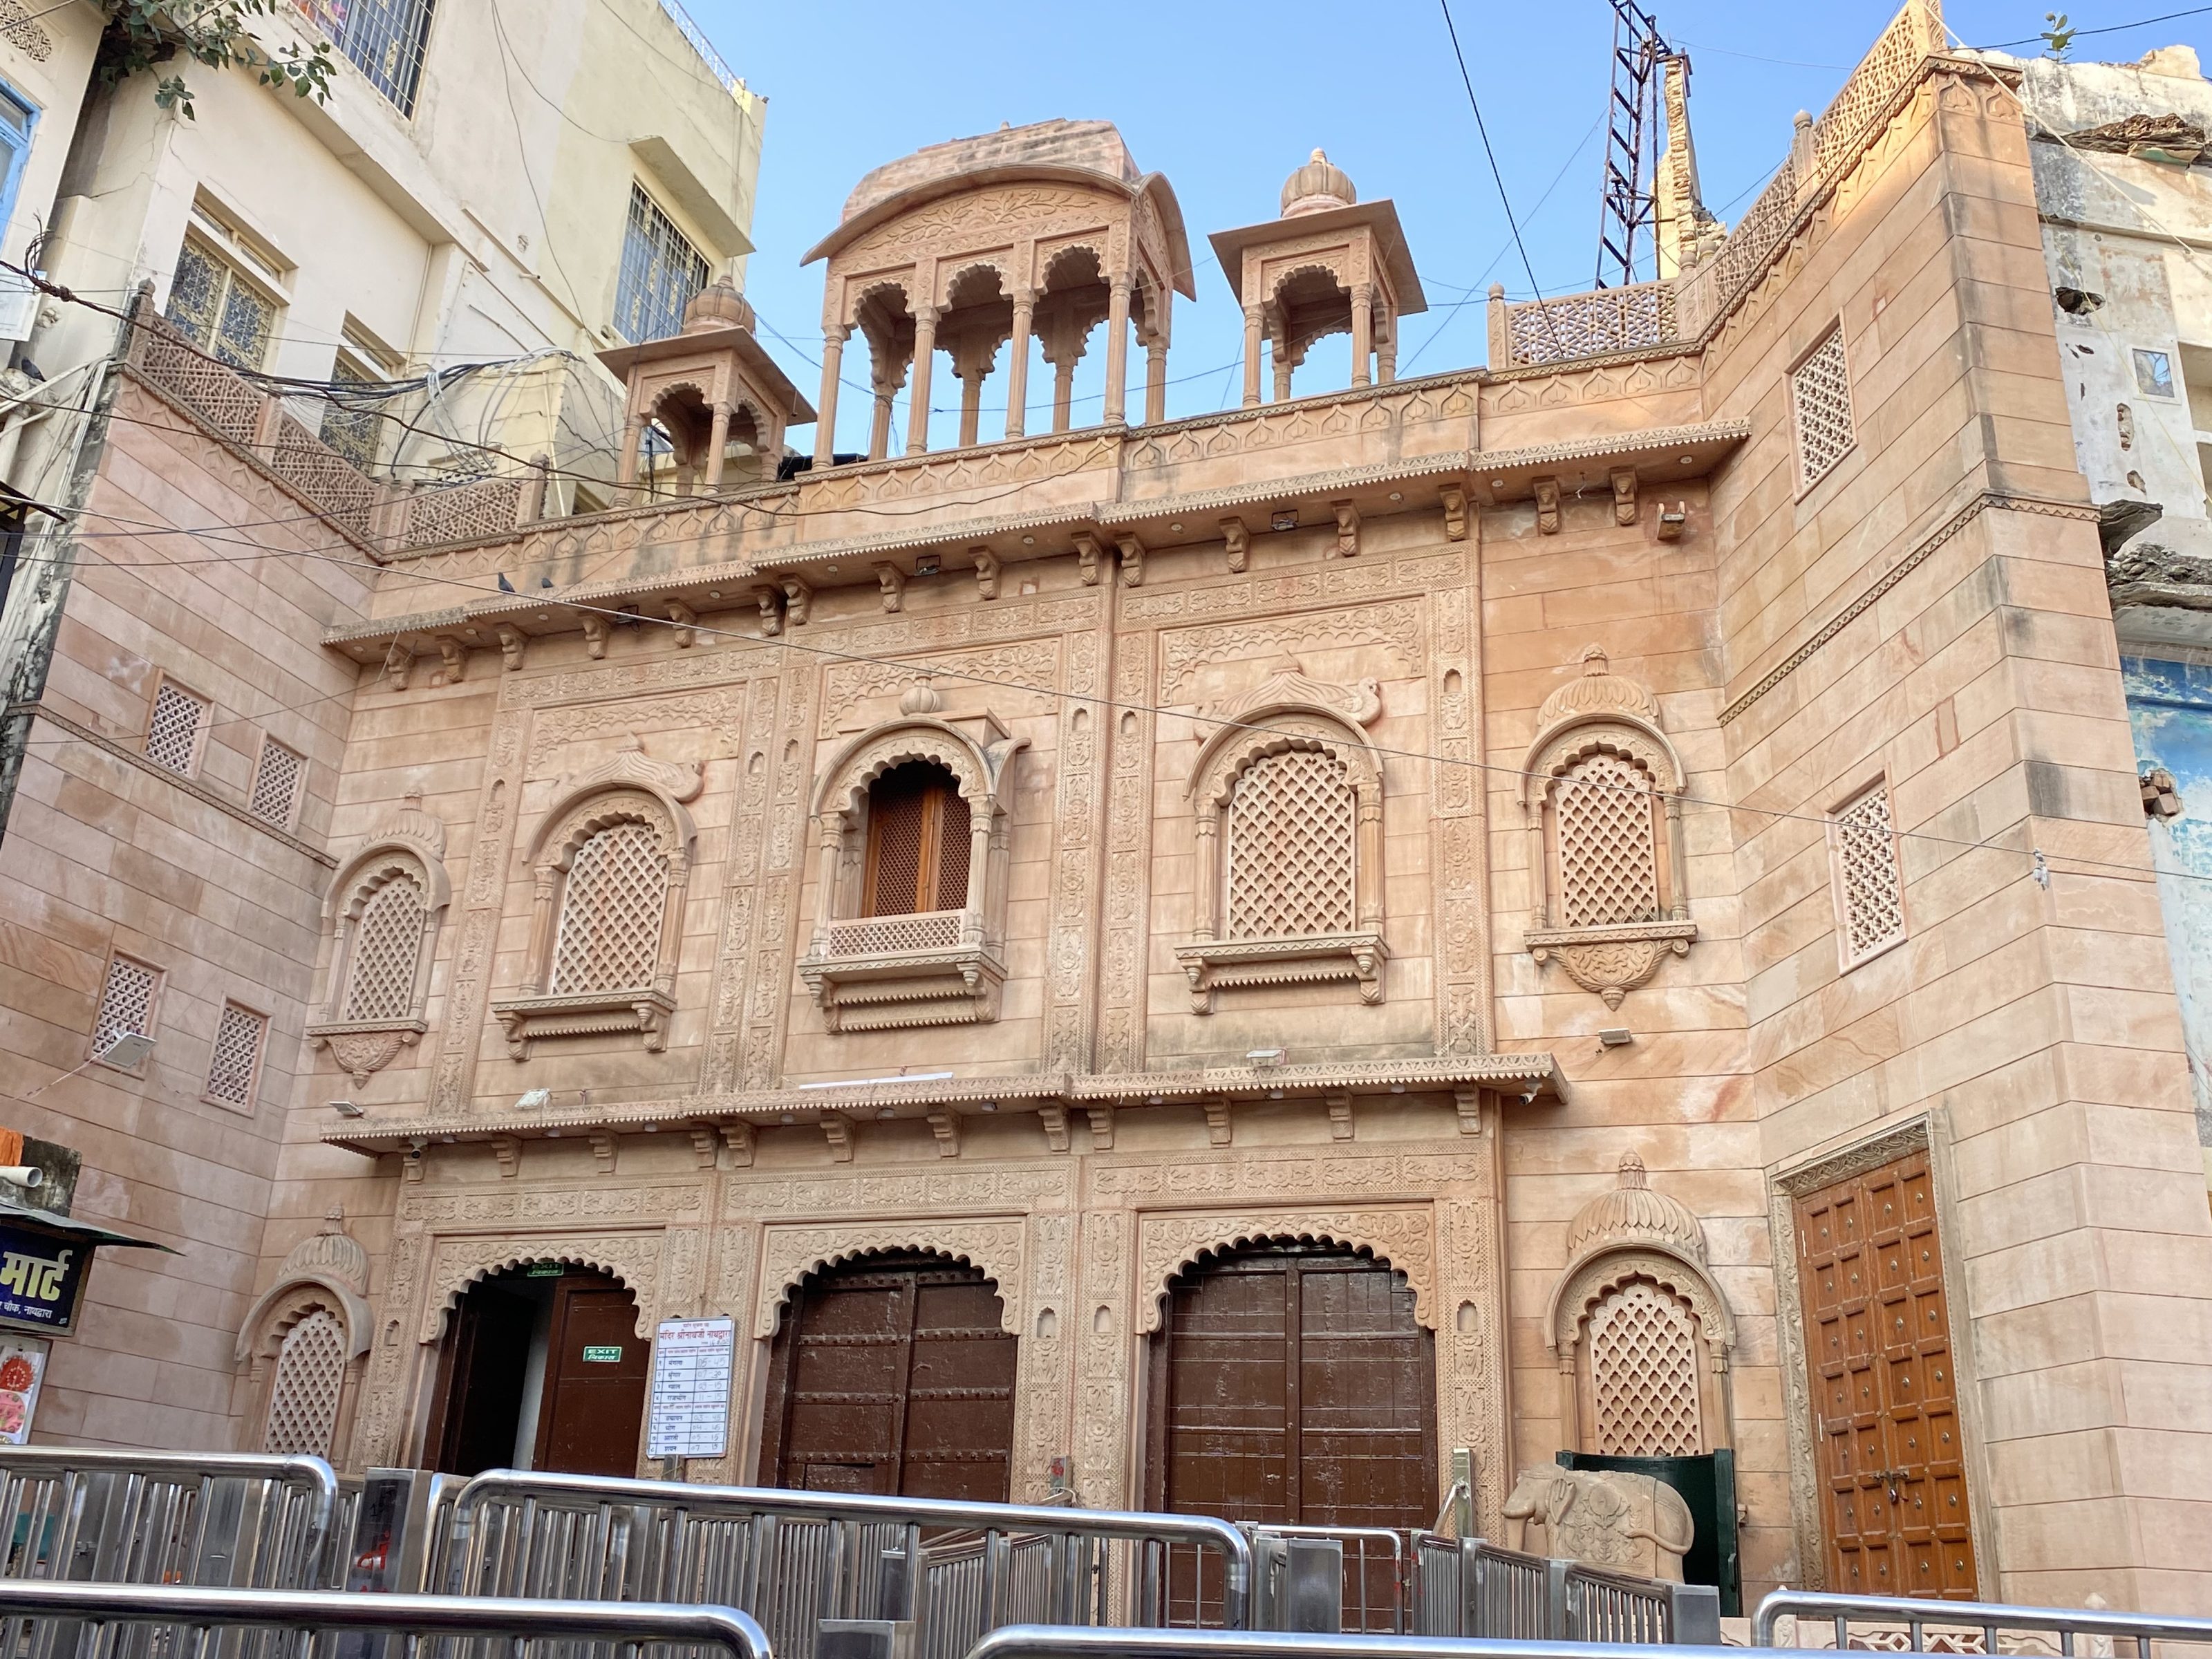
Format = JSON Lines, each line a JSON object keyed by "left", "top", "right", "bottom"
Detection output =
{"left": 44, "top": 10, "right": 2209, "bottom": 1622}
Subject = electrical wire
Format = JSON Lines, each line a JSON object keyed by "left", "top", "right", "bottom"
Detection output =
{"left": 1438, "top": 0, "right": 1567, "bottom": 361}
{"left": 6, "top": 488, "right": 2204, "bottom": 895}
{"left": 1974, "top": 5, "right": 2212, "bottom": 50}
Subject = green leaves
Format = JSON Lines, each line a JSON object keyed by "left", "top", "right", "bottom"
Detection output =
{"left": 96, "top": 0, "right": 337, "bottom": 120}
{"left": 2041, "top": 10, "right": 2077, "bottom": 58}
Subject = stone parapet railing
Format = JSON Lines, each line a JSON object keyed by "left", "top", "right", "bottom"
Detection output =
{"left": 1490, "top": 0, "right": 1950, "bottom": 368}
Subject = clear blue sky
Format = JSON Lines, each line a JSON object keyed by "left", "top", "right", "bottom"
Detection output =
{"left": 682, "top": 0, "right": 2212, "bottom": 450}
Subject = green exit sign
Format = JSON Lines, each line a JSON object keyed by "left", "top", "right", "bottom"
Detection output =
{"left": 526, "top": 1262, "right": 564, "bottom": 1277}
{"left": 581, "top": 1345, "right": 623, "bottom": 1363}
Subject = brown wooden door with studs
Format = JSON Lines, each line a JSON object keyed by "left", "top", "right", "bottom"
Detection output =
{"left": 864, "top": 763, "right": 970, "bottom": 916}
{"left": 1145, "top": 1244, "right": 1436, "bottom": 1627}
{"left": 760, "top": 1253, "right": 1015, "bottom": 1500}
{"left": 1795, "top": 1153, "right": 1978, "bottom": 1598}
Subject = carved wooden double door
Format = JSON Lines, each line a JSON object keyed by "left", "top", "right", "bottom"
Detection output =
{"left": 1795, "top": 1153, "right": 1978, "bottom": 1597}
{"left": 760, "top": 1253, "right": 1016, "bottom": 1500}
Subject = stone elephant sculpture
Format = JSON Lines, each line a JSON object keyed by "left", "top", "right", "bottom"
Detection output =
{"left": 1501, "top": 1466, "right": 1696, "bottom": 1581}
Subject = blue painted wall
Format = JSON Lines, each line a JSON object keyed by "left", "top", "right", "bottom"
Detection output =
{"left": 2124, "top": 655, "right": 2212, "bottom": 1143}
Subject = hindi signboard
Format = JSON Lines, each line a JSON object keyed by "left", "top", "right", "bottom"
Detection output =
{"left": 0, "top": 1220, "right": 90, "bottom": 1333}
{"left": 646, "top": 1316, "right": 735, "bottom": 1459}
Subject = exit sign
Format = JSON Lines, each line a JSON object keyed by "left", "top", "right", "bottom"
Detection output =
{"left": 581, "top": 1345, "right": 623, "bottom": 1363}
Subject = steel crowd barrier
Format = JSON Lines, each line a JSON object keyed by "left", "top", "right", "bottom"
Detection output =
{"left": 437, "top": 1470, "right": 1252, "bottom": 1659}
{"left": 0, "top": 1578, "right": 771, "bottom": 1659}
{"left": 1247, "top": 1528, "right": 1407, "bottom": 1634}
{"left": 0, "top": 1447, "right": 339, "bottom": 1592}
{"left": 1754, "top": 1591, "right": 2212, "bottom": 1656}
{"left": 1398, "top": 1535, "right": 1717, "bottom": 1645}
{"left": 964, "top": 1622, "right": 1762, "bottom": 1659}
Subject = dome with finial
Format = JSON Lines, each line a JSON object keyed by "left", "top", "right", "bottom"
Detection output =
{"left": 682, "top": 277, "right": 756, "bottom": 335}
{"left": 1562, "top": 1151, "right": 1707, "bottom": 1265}
{"left": 1281, "top": 148, "right": 1356, "bottom": 217}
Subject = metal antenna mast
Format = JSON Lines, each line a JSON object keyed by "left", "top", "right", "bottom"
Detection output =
{"left": 1595, "top": 0, "right": 1667, "bottom": 289}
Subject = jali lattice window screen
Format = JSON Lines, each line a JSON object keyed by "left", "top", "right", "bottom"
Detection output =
{"left": 1587, "top": 1280, "right": 1703, "bottom": 1456}
{"left": 94, "top": 955, "right": 159, "bottom": 1059}
{"left": 249, "top": 740, "right": 305, "bottom": 826}
{"left": 144, "top": 682, "right": 209, "bottom": 777}
{"left": 864, "top": 763, "right": 971, "bottom": 917}
{"left": 262, "top": 1308, "right": 346, "bottom": 1456}
{"left": 1792, "top": 324, "right": 1855, "bottom": 491}
{"left": 343, "top": 872, "right": 426, "bottom": 1021}
{"left": 1832, "top": 781, "right": 1906, "bottom": 966}
{"left": 1555, "top": 752, "right": 1662, "bottom": 927}
{"left": 1226, "top": 749, "right": 1356, "bottom": 938}
{"left": 203, "top": 1002, "right": 267, "bottom": 1109}
{"left": 551, "top": 821, "right": 664, "bottom": 993}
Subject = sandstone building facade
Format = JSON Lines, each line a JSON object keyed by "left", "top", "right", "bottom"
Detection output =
{"left": 0, "top": 0, "right": 2207, "bottom": 1620}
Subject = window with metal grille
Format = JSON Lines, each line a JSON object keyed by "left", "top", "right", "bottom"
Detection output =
{"left": 263, "top": 1307, "right": 346, "bottom": 1456}
{"left": 1831, "top": 781, "right": 1906, "bottom": 967}
{"left": 1553, "top": 751, "right": 1663, "bottom": 928}
{"left": 144, "top": 680, "right": 209, "bottom": 776}
{"left": 1225, "top": 749, "right": 1356, "bottom": 939}
{"left": 297, "top": 0, "right": 435, "bottom": 116}
{"left": 1791, "top": 324, "right": 1855, "bottom": 491}
{"left": 319, "top": 350, "right": 384, "bottom": 472}
{"left": 1587, "top": 1280, "right": 1703, "bottom": 1456}
{"left": 343, "top": 871, "right": 426, "bottom": 1021}
{"left": 93, "top": 955, "right": 159, "bottom": 1063}
{"left": 613, "top": 184, "right": 709, "bottom": 344}
{"left": 249, "top": 739, "right": 305, "bottom": 827}
{"left": 551, "top": 819, "right": 666, "bottom": 993}
{"left": 165, "top": 236, "right": 278, "bottom": 372}
{"left": 203, "top": 1002, "right": 267, "bottom": 1109}
{"left": 863, "top": 764, "right": 970, "bottom": 917}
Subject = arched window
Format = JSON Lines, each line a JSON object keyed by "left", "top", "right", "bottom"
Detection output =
{"left": 863, "top": 761, "right": 971, "bottom": 917}
{"left": 263, "top": 1308, "right": 347, "bottom": 1457}
{"left": 799, "top": 702, "right": 1025, "bottom": 1032}
{"left": 1519, "top": 650, "right": 1696, "bottom": 1008}
{"left": 493, "top": 744, "right": 703, "bottom": 1059}
{"left": 308, "top": 798, "right": 451, "bottom": 1087}
{"left": 1179, "top": 666, "right": 1386, "bottom": 1013}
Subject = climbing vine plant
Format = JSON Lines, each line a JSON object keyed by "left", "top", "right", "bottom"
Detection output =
{"left": 95, "top": 1, "right": 335, "bottom": 120}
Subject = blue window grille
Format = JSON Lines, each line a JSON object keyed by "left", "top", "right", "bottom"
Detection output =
{"left": 0, "top": 82, "right": 39, "bottom": 250}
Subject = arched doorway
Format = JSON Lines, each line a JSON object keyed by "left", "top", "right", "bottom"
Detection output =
{"left": 759, "top": 1251, "right": 1016, "bottom": 1499}
{"left": 1145, "top": 1243, "right": 1436, "bottom": 1622}
{"left": 424, "top": 1266, "right": 648, "bottom": 1477}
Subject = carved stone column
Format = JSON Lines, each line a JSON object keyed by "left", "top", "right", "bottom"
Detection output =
{"left": 614, "top": 413, "right": 646, "bottom": 500}
{"left": 809, "top": 815, "right": 842, "bottom": 957}
{"left": 962, "top": 809, "right": 993, "bottom": 946}
{"left": 1144, "top": 338, "right": 1168, "bottom": 426}
{"left": 1351, "top": 281, "right": 1376, "bottom": 388}
{"left": 521, "top": 869, "right": 559, "bottom": 996}
{"left": 907, "top": 304, "right": 939, "bottom": 455}
{"left": 1191, "top": 815, "right": 1220, "bottom": 941}
{"left": 1241, "top": 304, "right": 1264, "bottom": 407}
{"left": 702, "top": 401, "right": 732, "bottom": 491}
{"left": 814, "top": 325, "right": 846, "bottom": 465}
{"left": 1376, "top": 305, "right": 1398, "bottom": 384}
{"left": 1004, "top": 292, "right": 1034, "bottom": 440}
{"left": 1356, "top": 796, "right": 1385, "bottom": 929}
{"left": 1102, "top": 274, "right": 1132, "bottom": 426}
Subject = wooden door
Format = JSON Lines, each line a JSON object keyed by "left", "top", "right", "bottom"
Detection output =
{"left": 760, "top": 1253, "right": 1015, "bottom": 1500}
{"left": 532, "top": 1277, "right": 650, "bottom": 1477}
{"left": 1795, "top": 1152, "right": 1978, "bottom": 1598}
{"left": 427, "top": 1278, "right": 536, "bottom": 1475}
{"left": 1145, "top": 1244, "right": 1435, "bottom": 1626}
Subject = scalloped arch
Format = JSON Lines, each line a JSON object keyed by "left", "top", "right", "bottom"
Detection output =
{"left": 812, "top": 718, "right": 1015, "bottom": 819}
{"left": 419, "top": 1245, "right": 657, "bottom": 1344}
{"left": 528, "top": 786, "right": 693, "bottom": 871}
{"left": 324, "top": 840, "right": 449, "bottom": 924}
{"left": 1139, "top": 1216, "right": 1436, "bottom": 1333}
{"left": 755, "top": 1224, "right": 1027, "bottom": 1338}
{"left": 1268, "top": 257, "right": 1351, "bottom": 304}
{"left": 1188, "top": 704, "right": 1381, "bottom": 809}
{"left": 1546, "top": 1244, "right": 1736, "bottom": 1359}
{"left": 1519, "top": 712, "right": 1685, "bottom": 807}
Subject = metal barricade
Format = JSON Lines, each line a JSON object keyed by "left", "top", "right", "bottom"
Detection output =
{"left": 439, "top": 1470, "right": 1252, "bottom": 1659}
{"left": 1407, "top": 1535, "right": 1463, "bottom": 1637}
{"left": 1247, "top": 1528, "right": 1406, "bottom": 1633}
{"left": 0, "top": 1447, "right": 339, "bottom": 1592}
{"left": 1463, "top": 1541, "right": 1553, "bottom": 1640}
{"left": 0, "top": 1577, "right": 770, "bottom": 1659}
{"left": 1755, "top": 1591, "right": 2212, "bottom": 1656}
{"left": 1565, "top": 1564, "right": 1720, "bottom": 1646}
{"left": 965, "top": 1622, "right": 1741, "bottom": 1659}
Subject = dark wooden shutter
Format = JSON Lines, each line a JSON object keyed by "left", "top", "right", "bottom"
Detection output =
{"left": 760, "top": 1253, "right": 1015, "bottom": 1501}
{"left": 1795, "top": 1153, "right": 1978, "bottom": 1599}
{"left": 933, "top": 786, "right": 971, "bottom": 910}
{"left": 864, "top": 764, "right": 968, "bottom": 917}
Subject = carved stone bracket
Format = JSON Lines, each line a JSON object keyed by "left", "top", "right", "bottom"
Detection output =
{"left": 1136, "top": 1206, "right": 1436, "bottom": 1333}
{"left": 754, "top": 1218, "right": 1027, "bottom": 1338}
{"left": 1526, "top": 921, "right": 1697, "bottom": 1009}
{"left": 1175, "top": 930, "right": 1389, "bottom": 1013}
{"left": 491, "top": 988, "right": 679, "bottom": 1058}
{"left": 308, "top": 1019, "right": 427, "bottom": 1086}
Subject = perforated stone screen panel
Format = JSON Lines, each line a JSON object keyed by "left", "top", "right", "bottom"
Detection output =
{"left": 249, "top": 740, "right": 304, "bottom": 826}
{"left": 1833, "top": 783, "right": 1906, "bottom": 966}
{"left": 1792, "top": 326, "right": 1855, "bottom": 491}
{"left": 1226, "top": 749, "right": 1356, "bottom": 939}
{"left": 262, "top": 1308, "right": 345, "bottom": 1457}
{"left": 94, "top": 956, "right": 158, "bottom": 1059}
{"left": 144, "top": 682, "right": 208, "bottom": 777}
{"left": 552, "top": 821, "right": 664, "bottom": 993}
{"left": 204, "top": 1002, "right": 266, "bottom": 1110}
{"left": 1588, "top": 1280, "right": 1703, "bottom": 1457}
{"left": 1556, "top": 753, "right": 1663, "bottom": 928}
{"left": 344, "top": 875, "right": 425, "bottom": 1022}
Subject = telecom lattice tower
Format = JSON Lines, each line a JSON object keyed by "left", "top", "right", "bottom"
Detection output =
{"left": 1595, "top": 0, "right": 1668, "bottom": 289}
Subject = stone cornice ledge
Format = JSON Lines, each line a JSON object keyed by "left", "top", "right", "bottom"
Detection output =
{"left": 319, "top": 1052, "right": 1564, "bottom": 1154}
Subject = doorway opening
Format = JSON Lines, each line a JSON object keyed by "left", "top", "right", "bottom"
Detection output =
{"left": 759, "top": 1250, "right": 1016, "bottom": 1500}
{"left": 425, "top": 1264, "right": 649, "bottom": 1477}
